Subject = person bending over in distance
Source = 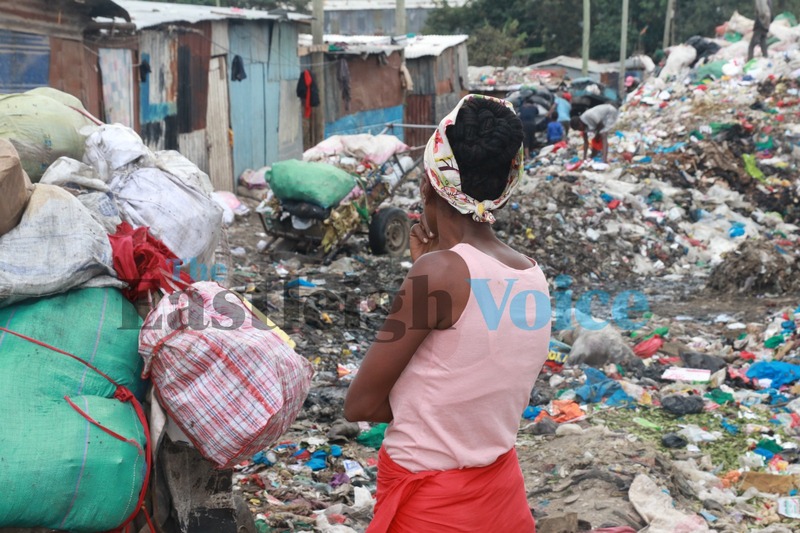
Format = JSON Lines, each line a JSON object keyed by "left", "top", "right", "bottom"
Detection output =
{"left": 570, "top": 103, "right": 619, "bottom": 163}
{"left": 344, "top": 94, "right": 550, "bottom": 533}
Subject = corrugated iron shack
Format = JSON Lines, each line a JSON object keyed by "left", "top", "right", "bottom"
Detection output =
{"left": 403, "top": 34, "right": 468, "bottom": 148}
{"left": 110, "top": 1, "right": 310, "bottom": 190}
{"left": 0, "top": 0, "right": 134, "bottom": 120}
{"left": 299, "top": 34, "right": 406, "bottom": 142}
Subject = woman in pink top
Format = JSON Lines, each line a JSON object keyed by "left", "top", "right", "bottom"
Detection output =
{"left": 344, "top": 94, "right": 550, "bottom": 532}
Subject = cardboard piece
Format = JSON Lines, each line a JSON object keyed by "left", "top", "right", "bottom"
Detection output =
{"left": 0, "top": 139, "right": 34, "bottom": 236}
{"left": 661, "top": 367, "right": 712, "bottom": 383}
{"left": 740, "top": 472, "right": 800, "bottom": 495}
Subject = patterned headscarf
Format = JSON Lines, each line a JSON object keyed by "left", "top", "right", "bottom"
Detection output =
{"left": 424, "top": 94, "right": 524, "bottom": 224}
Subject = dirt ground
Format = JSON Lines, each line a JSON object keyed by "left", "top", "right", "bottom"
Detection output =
{"left": 221, "top": 191, "right": 800, "bottom": 533}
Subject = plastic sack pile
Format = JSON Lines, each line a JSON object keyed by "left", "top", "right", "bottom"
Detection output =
{"left": 0, "top": 88, "right": 313, "bottom": 531}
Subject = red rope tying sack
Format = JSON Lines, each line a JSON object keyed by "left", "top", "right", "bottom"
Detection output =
{"left": 0, "top": 326, "right": 153, "bottom": 532}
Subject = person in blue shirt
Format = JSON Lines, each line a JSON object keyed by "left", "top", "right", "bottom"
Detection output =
{"left": 547, "top": 115, "right": 565, "bottom": 145}
{"left": 551, "top": 92, "right": 572, "bottom": 135}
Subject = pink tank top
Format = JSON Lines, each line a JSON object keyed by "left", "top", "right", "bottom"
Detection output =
{"left": 382, "top": 243, "right": 551, "bottom": 472}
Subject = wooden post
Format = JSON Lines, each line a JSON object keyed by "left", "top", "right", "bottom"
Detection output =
{"left": 396, "top": 0, "right": 406, "bottom": 36}
{"left": 582, "top": 0, "right": 590, "bottom": 76}
{"left": 663, "top": 0, "right": 675, "bottom": 50}
{"left": 312, "top": 0, "right": 325, "bottom": 145}
{"left": 618, "top": 0, "right": 629, "bottom": 100}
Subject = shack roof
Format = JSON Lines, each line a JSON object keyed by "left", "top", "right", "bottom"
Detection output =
{"left": 318, "top": 0, "right": 468, "bottom": 9}
{"left": 298, "top": 33, "right": 404, "bottom": 55}
{"left": 404, "top": 34, "right": 467, "bottom": 59}
{"left": 103, "top": 0, "right": 310, "bottom": 29}
{"left": 530, "top": 55, "right": 618, "bottom": 74}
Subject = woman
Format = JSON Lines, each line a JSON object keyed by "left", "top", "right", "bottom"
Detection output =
{"left": 344, "top": 94, "right": 551, "bottom": 532}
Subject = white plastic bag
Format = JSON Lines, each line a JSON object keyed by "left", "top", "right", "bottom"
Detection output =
{"left": 0, "top": 184, "right": 121, "bottom": 307}
{"left": 110, "top": 167, "right": 223, "bottom": 266}
{"left": 83, "top": 124, "right": 152, "bottom": 181}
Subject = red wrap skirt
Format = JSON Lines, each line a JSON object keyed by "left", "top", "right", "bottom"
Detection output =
{"left": 367, "top": 446, "right": 536, "bottom": 533}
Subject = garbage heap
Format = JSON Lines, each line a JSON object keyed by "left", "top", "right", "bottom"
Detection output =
{"left": 218, "top": 10, "right": 800, "bottom": 533}
{"left": 0, "top": 88, "right": 312, "bottom": 533}
{"left": 509, "top": 28, "right": 800, "bottom": 293}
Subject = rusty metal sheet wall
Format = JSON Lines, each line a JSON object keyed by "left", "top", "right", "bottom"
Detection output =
{"left": 139, "top": 29, "right": 178, "bottom": 150}
{"left": 177, "top": 22, "right": 211, "bottom": 133}
{"left": 404, "top": 94, "right": 433, "bottom": 149}
{"left": 49, "top": 37, "right": 103, "bottom": 117}
{"left": 406, "top": 56, "right": 434, "bottom": 96}
{"left": 324, "top": 51, "right": 404, "bottom": 125}
{"left": 0, "top": 1, "right": 87, "bottom": 40}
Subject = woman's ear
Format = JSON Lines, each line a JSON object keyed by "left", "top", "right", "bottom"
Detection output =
{"left": 420, "top": 177, "right": 432, "bottom": 205}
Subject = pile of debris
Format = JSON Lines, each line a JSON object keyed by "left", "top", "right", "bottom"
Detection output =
{"left": 214, "top": 10, "right": 800, "bottom": 533}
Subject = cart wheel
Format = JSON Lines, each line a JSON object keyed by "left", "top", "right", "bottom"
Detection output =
{"left": 369, "top": 207, "right": 409, "bottom": 256}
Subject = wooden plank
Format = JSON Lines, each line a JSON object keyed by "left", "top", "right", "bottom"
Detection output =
{"left": 207, "top": 55, "right": 234, "bottom": 191}
{"left": 178, "top": 129, "right": 209, "bottom": 175}
{"left": 278, "top": 79, "right": 302, "bottom": 161}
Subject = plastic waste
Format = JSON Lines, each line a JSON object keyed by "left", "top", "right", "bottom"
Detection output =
{"left": 661, "top": 433, "right": 688, "bottom": 448}
{"left": 746, "top": 361, "right": 800, "bottom": 388}
{"left": 661, "top": 394, "right": 705, "bottom": 416}
{"left": 355, "top": 423, "right": 388, "bottom": 450}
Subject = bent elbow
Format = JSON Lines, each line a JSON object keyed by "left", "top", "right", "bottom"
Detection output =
{"left": 343, "top": 403, "right": 358, "bottom": 422}
{"left": 343, "top": 394, "right": 362, "bottom": 422}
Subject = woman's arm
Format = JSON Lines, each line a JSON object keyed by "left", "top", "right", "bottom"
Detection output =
{"left": 343, "top": 250, "right": 469, "bottom": 422}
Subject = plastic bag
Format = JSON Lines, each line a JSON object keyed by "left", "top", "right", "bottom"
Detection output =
{"left": 0, "top": 139, "right": 33, "bottom": 236}
{"left": 0, "top": 89, "right": 96, "bottom": 180}
{"left": 139, "top": 282, "right": 314, "bottom": 468}
{"left": 269, "top": 160, "right": 356, "bottom": 209}
{"left": 110, "top": 167, "right": 223, "bottom": 267}
{"left": 83, "top": 124, "right": 152, "bottom": 181}
{"left": 0, "top": 184, "right": 121, "bottom": 307}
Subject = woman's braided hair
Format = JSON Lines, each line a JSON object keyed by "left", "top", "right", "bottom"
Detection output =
{"left": 445, "top": 98, "right": 524, "bottom": 202}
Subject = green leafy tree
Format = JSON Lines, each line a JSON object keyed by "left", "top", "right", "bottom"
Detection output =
{"left": 426, "top": 0, "right": 800, "bottom": 64}
{"left": 468, "top": 20, "right": 528, "bottom": 67}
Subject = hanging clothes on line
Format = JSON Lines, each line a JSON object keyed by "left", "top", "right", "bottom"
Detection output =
{"left": 295, "top": 69, "right": 320, "bottom": 119}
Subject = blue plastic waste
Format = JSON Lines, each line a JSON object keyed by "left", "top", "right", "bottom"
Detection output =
{"left": 523, "top": 406, "right": 543, "bottom": 420}
{"left": 746, "top": 361, "right": 800, "bottom": 388}
{"left": 655, "top": 142, "right": 687, "bottom": 154}
{"left": 575, "top": 368, "right": 634, "bottom": 407}
{"left": 729, "top": 222, "right": 745, "bottom": 238}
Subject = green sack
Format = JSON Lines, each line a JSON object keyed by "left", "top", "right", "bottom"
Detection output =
{"left": 775, "top": 12, "right": 798, "bottom": 27}
{"left": 0, "top": 287, "right": 145, "bottom": 398}
{"left": 269, "top": 160, "right": 357, "bottom": 209}
{"left": 0, "top": 288, "right": 147, "bottom": 532}
{"left": 0, "top": 396, "right": 147, "bottom": 532}
{"left": 0, "top": 89, "right": 95, "bottom": 181}
{"left": 694, "top": 60, "right": 728, "bottom": 81}
{"left": 724, "top": 32, "right": 743, "bottom": 43}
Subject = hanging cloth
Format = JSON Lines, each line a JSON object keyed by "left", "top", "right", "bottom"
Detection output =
{"left": 231, "top": 55, "right": 247, "bottom": 82}
{"left": 400, "top": 62, "right": 414, "bottom": 92}
{"left": 337, "top": 58, "right": 351, "bottom": 112}
{"left": 295, "top": 69, "right": 320, "bottom": 119}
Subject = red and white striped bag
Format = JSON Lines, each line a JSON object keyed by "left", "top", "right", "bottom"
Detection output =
{"left": 139, "top": 281, "right": 313, "bottom": 468}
